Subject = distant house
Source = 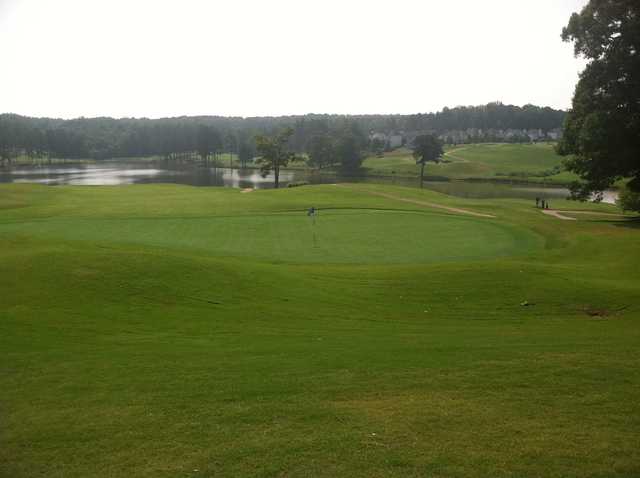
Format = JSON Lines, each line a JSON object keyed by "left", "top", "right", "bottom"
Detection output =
{"left": 388, "top": 135, "right": 403, "bottom": 149}
{"left": 369, "top": 132, "right": 404, "bottom": 149}
{"left": 547, "top": 130, "right": 562, "bottom": 141}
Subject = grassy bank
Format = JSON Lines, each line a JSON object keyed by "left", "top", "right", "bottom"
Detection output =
{"left": 1, "top": 183, "right": 639, "bottom": 477}
{"left": 363, "top": 143, "right": 579, "bottom": 185}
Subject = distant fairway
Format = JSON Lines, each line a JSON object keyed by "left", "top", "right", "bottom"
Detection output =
{"left": 363, "top": 142, "right": 578, "bottom": 183}
{"left": 1, "top": 183, "right": 639, "bottom": 478}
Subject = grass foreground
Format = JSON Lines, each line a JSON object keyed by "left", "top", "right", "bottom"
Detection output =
{"left": 1, "top": 183, "right": 639, "bottom": 477}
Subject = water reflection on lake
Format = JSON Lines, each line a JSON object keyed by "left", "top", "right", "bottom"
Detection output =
{"left": 0, "top": 162, "right": 300, "bottom": 188}
{"left": 0, "top": 161, "right": 618, "bottom": 204}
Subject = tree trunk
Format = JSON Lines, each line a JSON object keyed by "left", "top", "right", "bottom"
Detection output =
{"left": 274, "top": 163, "right": 280, "bottom": 189}
{"left": 420, "top": 163, "right": 425, "bottom": 188}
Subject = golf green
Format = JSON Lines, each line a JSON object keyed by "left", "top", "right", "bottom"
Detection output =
{"left": 0, "top": 208, "right": 541, "bottom": 264}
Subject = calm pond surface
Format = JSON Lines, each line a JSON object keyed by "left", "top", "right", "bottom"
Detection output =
{"left": 0, "top": 161, "right": 618, "bottom": 204}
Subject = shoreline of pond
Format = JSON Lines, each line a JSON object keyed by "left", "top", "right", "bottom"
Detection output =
{"left": 0, "top": 160, "right": 619, "bottom": 205}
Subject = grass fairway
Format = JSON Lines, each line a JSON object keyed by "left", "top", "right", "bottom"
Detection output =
{"left": 1, "top": 183, "right": 639, "bottom": 477}
{"left": 363, "top": 143, "right": 578, "bottom": 183}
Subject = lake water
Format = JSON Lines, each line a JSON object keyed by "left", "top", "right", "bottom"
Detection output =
{"left": 0, "top": 161, "right": 618, "bottom": 204}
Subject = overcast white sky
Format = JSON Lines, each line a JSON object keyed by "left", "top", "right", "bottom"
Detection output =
{"left": 0, "top": 0, "right": 588, "bottom": 119}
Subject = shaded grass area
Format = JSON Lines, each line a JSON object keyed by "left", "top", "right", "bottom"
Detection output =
{"left": 1, "top": 183, "right": 639, "bottom": 477}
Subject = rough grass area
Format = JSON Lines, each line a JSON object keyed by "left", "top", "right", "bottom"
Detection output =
{"left": 1, "top": 183, "right": 639, "bottom": 478}
{"left": 363, "top": 143, "right": 578, "bottom": 184}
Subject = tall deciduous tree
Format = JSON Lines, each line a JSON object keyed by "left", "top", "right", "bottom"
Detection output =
{"left": 336, "top": 133, "right": 364, "bottom": 173}
{"left": 238, "top": 141, "right": 254, "bottom": 168}
{"left": 412, "top": 134, "right": 444, "bottom": 188}
{"left": 255, "top": 128, "right": 295, "bottom": 189}
{"left": 335, "top": 121, "right": 366, "bottom": 173}
{"left": 307, "top": 134, "right": 334, "bottom": 169}
{"left": 196, "top": 125, "right": 213, "bottom": 162}
{"left": 558, "top": 0, "right": 640, "bottom": 204}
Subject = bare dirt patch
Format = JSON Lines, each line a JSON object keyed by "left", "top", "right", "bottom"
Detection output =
{"left": 581, "top": 305, "right": 630, "bottom": 318}
{"left": 543, "top": 209, "right": 624, "bottom": 221}
{"left": 343, "top": 187, "right": 496, "bottom": 218}
{"left": 582, "top": 307, "right": 611, "bottom": 318}
{"left": 542, "top": 210, "right": 577, "bottom": 221}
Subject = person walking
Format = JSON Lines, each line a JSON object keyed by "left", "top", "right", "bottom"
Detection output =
{"left": 535, "top": 197, "right": 540, "bottom": 208}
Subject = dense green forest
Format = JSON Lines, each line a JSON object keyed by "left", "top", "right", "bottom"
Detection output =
{"left": 0, "top": 102, "right": 565, "bottom": 163}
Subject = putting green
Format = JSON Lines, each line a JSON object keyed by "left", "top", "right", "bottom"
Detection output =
{"left": 0, "top": 208, "right": 541, "bottom": 264}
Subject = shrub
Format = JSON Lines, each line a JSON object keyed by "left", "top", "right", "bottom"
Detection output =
{"left": 287, "top": 181, "right": 309, "bottom": 188}
{"left": 617, "top": 187, "right": 640, "bottom": 213}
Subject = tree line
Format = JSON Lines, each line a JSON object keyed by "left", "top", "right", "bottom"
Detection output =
{"left": 0, "top": 115, "right": 258, "bottom": 164}
{"left": 0, "top": 102, "right": 565, "bottom": 164}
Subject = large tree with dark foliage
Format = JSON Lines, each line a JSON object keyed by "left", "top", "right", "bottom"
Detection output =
{"left": 558, "top": 0, "right": 640, "bottom": 203}
{"left": 306, "top": 135, "right": 335, "bottom": 169}
{"left": 237, "top": 140, "right": 255, "bottom": 168}
{"left": 412, "top": 134, "right": 444, "bottom": 188}
{"left": 196, "top": 125, "right": 214, "bottom": 162}
{"left": 335, "top": 134, "right": 364, "bottom": 173}
{"left": 254, "top": 128, "right": 296, "bottom": 189}
{"left": 335, "top": 122, "right": 367, "bottom": 174}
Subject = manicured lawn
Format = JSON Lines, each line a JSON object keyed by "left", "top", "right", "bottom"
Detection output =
{"left": 0, "top": 210, "right": 540, "bottom": 265}
{"left": 1, "top": 183, "right": 639, "bottom": 477}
